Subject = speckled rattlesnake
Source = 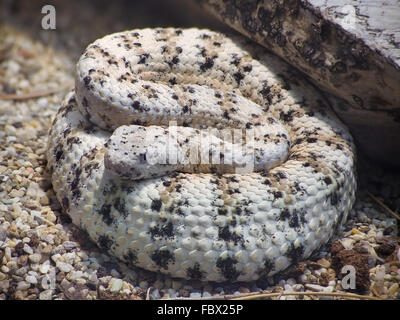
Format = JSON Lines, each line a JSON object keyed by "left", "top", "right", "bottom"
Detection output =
{"left": 47, "top": 28, "right": 356, "bottom": 282}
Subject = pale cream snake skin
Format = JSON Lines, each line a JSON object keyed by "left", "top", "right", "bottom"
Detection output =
{"left": 46, "top": 28, "right": 356, "bottom": 282}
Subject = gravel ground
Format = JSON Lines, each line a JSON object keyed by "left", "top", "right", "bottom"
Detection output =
{"left": 0, "top": 0, "right": 399, "bottom": 300}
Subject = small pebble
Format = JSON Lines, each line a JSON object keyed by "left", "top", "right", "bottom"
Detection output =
{"left": 292, "top": 284, "right": 304, "bottom": 292}
{"left": 39, "top": 289, "right": 53, "bottom": 300}
{"left": 56, "top": 261, "right": 73, "bottom": 273}
{"left": 305, "top": 284, "right": 326, "bottom": 292}
{"left": 5, "top": 247, "right": 11, "bottom": 261}
{"left": 189, "top": 292, "right": 202, "bottom": 298}
{"left": 39, "top": 262, "right": 50, "bottom": 274}
{"left": 109, "top": 278, "right": 123, "bottom": 292}
{"left": 99, "top": 276, "right": 111, "bottom": 285}
{"left": 29, "top": 253, "right": 41, "bottom": 263}
{"left": 62, "top": 241, "right": 77, "bottom": 250}
{"left": 17, "top": 281, "right": 30, "bottom": 291}
{"left": 151, "top": 288, "right": 161, "bottom": 299}
{"left": 25, "top": 275, "right": 38, "bottom": 284}
{"left": 1, "top": 266, "right": 10, "bottom": 273}
{"left": 387, "top": 283, "right": 399, "bottom": 297}
{"left": 15, "top": 266, "right": 29, "bottom": 276}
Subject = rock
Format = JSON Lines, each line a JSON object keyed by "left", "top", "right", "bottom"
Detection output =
{"left": 56, "top": 261, "right": 73, "bottom": 273}
{"left": 16, "top": 281, "right": 30, "bottom": 291}
{"left": 28, "top": 253, "right": 41, "bottom": 263}
{"left": 151, "top": 288, "right": 161, "bottom": 299}
{"left": 139, "top": 281, "right": 148, "bottom": 289}
{"left": 15, "top": 266, "right": 29, "bottom": 277}
{"left": 0, "top": 227, "right": 6, "bottom": 242}
{"left": 189, "top": 292, "right": 202, "bottom": 298}
{"left": 292, "top": 284, "right": 304, "bottom": 292}
{"left": 39, "top": 289, "right": 53, "bottom": 300}
{"left": 0, "top": 280, "right": 10, "bottom": 291}
{"left": 305, "top": 283, "right": 325, "bottom": 292}
{"left": 39, "top": 261, "right": 50, "bottom": 274}
{"left": 387, "top": 283, "right": 399, "bottom": 297}
{"left": 25, "top": 275, "right": 38, "bottom": 284}
{"left": 62, "top": 241, "right": 78, "bottom": 250}
{"left": 22, "top": 244, "right": 33, "bottom": 255}
{"left": 109, "top": 278, "right": 122, "bottom": 292}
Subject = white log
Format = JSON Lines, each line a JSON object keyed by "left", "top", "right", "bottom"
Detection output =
{"left": 196, "top": 0, "right": 400, "bottom": 166}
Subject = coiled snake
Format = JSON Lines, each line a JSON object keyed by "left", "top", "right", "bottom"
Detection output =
{"left": 47, "top": 28, "right": 356, "bottom": 282}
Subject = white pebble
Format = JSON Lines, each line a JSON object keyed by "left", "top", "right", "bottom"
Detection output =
{"left": 1, "top": 266, "right": 9, "bottom": 273}
{"left": 292, "top": 284, "right": 304, "bottom": 292}
{"left": 29, "top": 253, "right": 42, "bottom": 263}
{"left": 88, "top": 272, "right": 98, "bottom": 284}
{"left": 25, "top": 275, "right": 38, "bottom": 284}
{"left": 63, "top": 241, "right": 77, "bottom": 250}
{"left": 4, "top": 247, "right": 11, "bottom": 261}
{"left": 99, "top": 276, "right": 111, "bottom": 285}
{"left": 68, "top": 270, "right": 83, "bottom": 281}
{"left": 151, "top": 288, "right": 161, "bottom": 299}
{"left": 39, "top": 289, "right": 53, "bottom": 300}
{"left": 37, "top": 98, "right": 49, "bottom": 108}
{"left": 51, "top": 253, "right": 62, "bottom": 263}
{"left": 39, "top": 261, "right": 50, "bottom": 274}
{"left": 340, "top": 238, "right": 354, "bottom": 250}
{"left": 17, "top": 281, "right": 30, "bottom": 291}
{"left": 0, "top": 280, "right": 10, "bottom": 291}
{"left": 63, "top": 252, "right": 75, "bottom": 264}
{"left": 167, "top": 289, "right": 178, "bottom": 298}
{"left": 109, "top": 278, "right": 123, "bottom": 292}
{"left": 299, "top": 274, "right": 308, "bottom": 282}
{"left": 75, "top": 278, "right": 87, "bottom": 285}
{"left": 375, "top": 265, "right": 386, "bottom": 281}
{"left": 189, "top": 292, "right": 202, "bottom": 298}
{"left": 305, "top": 284, "right": 326, "bottom": 292}
{"left": 77, "top": 252, "right": 89, "bottom": 260}
{"left": 284, "top": 284, "right": 292, "bottom": 292}
{"left": 56, "top": 261, "right": 73, "bottom": 273}
{"left": 7, "top": 60, "right": 20, "bottom": 73}
{"left": 28, "top": 270, "right": 38, "bottom": 277}
{"left": 31, "top": 263, "right": 39, "bottom": 272}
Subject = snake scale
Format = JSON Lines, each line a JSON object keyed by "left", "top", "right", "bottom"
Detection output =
{"left": 47, "top": 28, "right": 356, "bottom": 282}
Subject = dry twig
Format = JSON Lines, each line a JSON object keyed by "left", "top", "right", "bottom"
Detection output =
{"left": 367, "top": 191, "right": 400, "bottom": 220}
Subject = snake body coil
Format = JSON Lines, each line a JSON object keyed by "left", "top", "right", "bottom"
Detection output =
{"left": 47, "top": 28, "right": 356, "bottom": 282}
